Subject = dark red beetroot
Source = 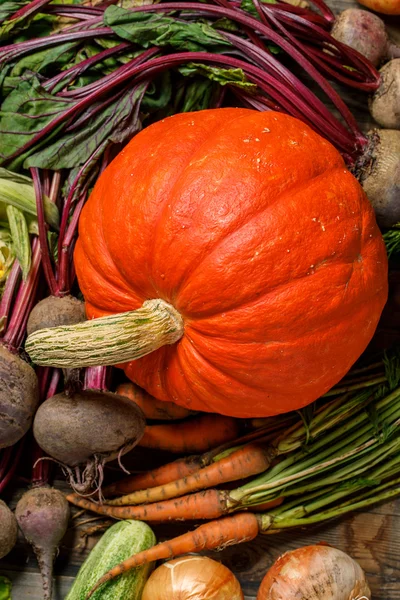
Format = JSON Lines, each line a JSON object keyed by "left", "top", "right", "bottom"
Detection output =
{"left": 355, "top": 129, "right": 400, "bottom": 228}
{"left": 331, "top": 9, "right": 400, "bottom": 66}
{"left": 33, "top": 390, "right": 146, "bottom": 493}
{"left": 27, "top": 295, "right": 86, "bottom": 336}
{"left": 0, "top": 345, "right": 39, "bottom": 449}
{"left": 0, "top": 499, "right": 18, "bottom": 559}
{"left": 370, "top": 59, "right": 400, "bottom": 130}
{"left": 15, "top": 486, "right": 70, "bottom": 600}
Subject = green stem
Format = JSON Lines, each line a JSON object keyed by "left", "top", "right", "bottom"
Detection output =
{"left": 323, "top": 376, "right": 387, "bottom": 396}
{"left": 25, "top": 299, "right": 184, "bottom": 367}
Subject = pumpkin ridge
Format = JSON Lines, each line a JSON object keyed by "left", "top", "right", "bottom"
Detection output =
{"left": 175, "top": 165, "right": 344, "bottom": 311}
{"left": 149, "top": 110, "right": 257, "bottom": 302}
{"left": 75, "top": 240, "right": 145, "bottom": 314}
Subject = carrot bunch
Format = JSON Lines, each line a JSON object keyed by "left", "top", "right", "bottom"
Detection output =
{"left": 66, "top": 353, "right": 400, "bottom": 599}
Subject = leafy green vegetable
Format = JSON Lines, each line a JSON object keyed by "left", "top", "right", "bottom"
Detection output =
{"left": 25, "top": 82, "right": 147, "bottom": 170}
{"left": 6, "top": 204, "right": 30, "bottom": 278}
{"left": 0, "top": 78, "right": 75, "bottom": 170}
{"left": 0, "top": 229, "right": 15, "bottom": 292}
{"left": 10, "top": 41, "right": 78, "bottom": 77}
{"left": 104, "top": 6, "right": 231, "bottom": 53}
{"left": 178, "top": 63, "right": 256, "bottom": 90}
{"left": 0, "top": 2, "right": 28, "bottom": 24}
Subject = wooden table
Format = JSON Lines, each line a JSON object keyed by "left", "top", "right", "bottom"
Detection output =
{"left": 1, "top": 1, "right": 399, "bottom": 598}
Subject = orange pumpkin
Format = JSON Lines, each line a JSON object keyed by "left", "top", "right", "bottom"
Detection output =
{"left": 39, "top": 109, "right": 390, "bottom": 417}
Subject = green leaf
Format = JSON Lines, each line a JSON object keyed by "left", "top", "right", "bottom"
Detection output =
{"left": 0, "top": 77, "right": 75, "bottom": 171}
{"left": 10, "top": 41, "right": 78, "bottom": 77}
{"left": 6, "top": 204, "right": 31, "bottom": 279}
{"left": 178, "top": 62, "right": 256, "bottom": 90}
{"left": 25, "top": 83, "right": 147, "bottom": 170}
{"left": 0, "top": 168, "right": 59, "bottom": 229}
{"left": 0, "top": 2, "right": 28, "bottom": 23}
{"left": 0, "top": 576, "right": 12, "bottom": 600}
{"left": 104, "top": 5, "right": 231, "bottom": 53}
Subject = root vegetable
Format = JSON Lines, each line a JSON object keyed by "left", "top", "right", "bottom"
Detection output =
{"left": 85, "top": 513, "right": 260, "bottom": 599}
{"left": 116, "top": 382, "right": 194, "bottom": 420}
{"left": 142, "top": 556, "right": 244, "bottom": 600}
{"left": 0, "top": 499, "right": 17, "bottom": 559}
{"left": 15, "top": 486, "right": 70, "bottom": 600}
{"left": 27, "top": 295, "right": 86, "bottom": 336}
{"left": 331, "top": 9, "right": 399, "bottom": 66}
{"left": 139, "top": 414, "right": 240, "bottom": 453}
{"left": 355, "top": 129, "right": 400, "bottom": 228}
{"left": 370, "top": 60, "right": 400, "bottom": 129}
{"left": 256, "top": 545, "right": 371, "bottom": 599}
{"left": 33, "top": 390, "right": 146, "bottom": 493}
{"left": 0, "top": 345, "right": 39, "bottom": 449}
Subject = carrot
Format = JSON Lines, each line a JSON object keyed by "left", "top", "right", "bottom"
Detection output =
{"left": 85, "top": 512, "right": 261, "bottom": 599}
{"left": 107, "top": 443, "right": 274, "bottom": 506}
{"left": 116, "top": 382, "right": 195, "bottom": 420}
{"left": 103, "top": 455, "right": 204, "bottom": 497}
{"left": 139, "top": 413, "right": 241, "bottom": 453}
{"left": 67, "top": 489, "right": 232, "bottom": 521}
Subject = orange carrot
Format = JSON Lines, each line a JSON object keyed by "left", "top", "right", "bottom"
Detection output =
{"left": 116, "top": 382, "right": 194, "bottom": 420}
{"left": 103, "top": 455, "right": 204, "bottom": 497}
{"left": 139, "top": 413, "right": 241, "bottom": 453}
{"left": 67, "top": 489, "right": 232, "bottom": 521}
{"left": 85, "top": 512, "right": 261, "bottom": 599}
{"left": 107, "top": 443, "right": 274, "bottom": 506}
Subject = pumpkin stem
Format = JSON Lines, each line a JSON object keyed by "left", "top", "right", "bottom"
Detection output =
{"left": 25, "top": 299, "right": 184, "bottom": 368}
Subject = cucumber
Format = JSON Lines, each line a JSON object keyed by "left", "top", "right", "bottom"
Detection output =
{"left": 65, "top": 520, "right": 156, "bottom": 600}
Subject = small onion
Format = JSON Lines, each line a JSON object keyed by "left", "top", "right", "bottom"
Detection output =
{"left": 256, "top": 545, "right": 371, "bottom": 600}
{"left": 141, "top": 555, "right": 244, "bottom": 600}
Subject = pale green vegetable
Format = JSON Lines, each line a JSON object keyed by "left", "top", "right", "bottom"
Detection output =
{"left": 66, "top": 520, "right": 156, "bottom": 600}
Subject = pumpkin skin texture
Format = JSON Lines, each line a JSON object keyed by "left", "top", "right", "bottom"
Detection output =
{"left": 74, "top": 108, "right": 388, "bottom": 418}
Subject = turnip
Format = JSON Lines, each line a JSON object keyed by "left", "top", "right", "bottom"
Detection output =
{"left": 15, "top": 486, "right": 70, "bottom": 600}
{"left": 355, "top": 129, "right": 400, "bottom": 228}
{"left": 370, "top": 60, "right": 400, "bottom": 129}
{"left": 0, "top": 499, "right": 17, "bottom": 559}
{"left": 33, "top": 390, "right": 146, "bottom": 493}
{"left": 27, "top": 295, "right": 86, "bottom": 336}
{"left": 331, "top": 9, "right": 400, "bottom": 66}
{"left": 0, "top": 344, "right": 39, "bottom": 449}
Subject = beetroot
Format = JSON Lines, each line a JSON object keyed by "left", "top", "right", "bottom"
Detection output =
{"left": 27, "top": 295, "right": 86, "bottom": 336}
{"left": 15, "top": 486, "right": 70, "bottom": 600}
{"left": 370, "top": 60, "right": 400, "bottom": 130}
{"left": 0, "top": 345, "right": 39, "bottom": 449}
{"left": 355, "top": 129, "right": 400, "bottom": 228}
{"left": 331, "top": 9, "right": 399, "bottom": 66}
{"left": 33, "top": 390, "right": 146, "bottom": 493}
{"left": 0, "top": 499, "right": 17, "bottom": 559}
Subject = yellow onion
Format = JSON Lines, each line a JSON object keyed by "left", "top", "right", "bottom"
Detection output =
{"left": 141, "top": 555, "right": 244, "bottom": 600}
{"left": 257, "top": 545, "right": 371, "bottom": 600}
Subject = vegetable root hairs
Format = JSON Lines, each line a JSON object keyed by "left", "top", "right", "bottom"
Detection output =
{"left": 84, "top": 512, "right": 261, "bottom": 599}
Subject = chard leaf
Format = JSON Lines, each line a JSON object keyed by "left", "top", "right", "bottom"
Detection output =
{"left": 0, "top": 2, "right": 28, "bottom": 24}
{"left": 104, "top": 6, "right": 231, "bottom": 53}
{"left": 0, "top": 168, "right": 59, "bottom": 229}
{"left": 10, "top": 41, "right": 78, "bottom": 77}
{"left": 25, "top": 83, "right": 147, "bottom": 170}
{"left": 179, "top": 79, "right": 218, "bottom": 113}
{"left": 178, "top": 63, "right": 256, "bottom": 90}
{"left": 6, "top": 204, "right": 31, "bottom": 279}
{"left": 0, "top": 78, "right": 75, "bottom": 170}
